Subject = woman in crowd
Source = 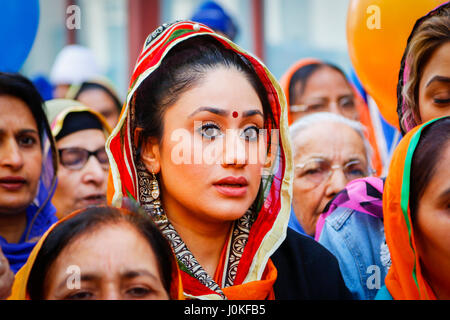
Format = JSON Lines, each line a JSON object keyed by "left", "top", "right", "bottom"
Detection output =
{"left": 0, "top": 73, "right": 58, "bottom": 274}
{"left": 280, "top": 59, "right": 359, "bottom": 123}
{"left": 376, "top": 116, "right": 449, "bottom": 299}
{"left": 315, "top": 2, "right": 450, "bottom": 300}
{"left": 45, "top": 99, "right": 111, "bottom": 219}
{"left": 280, "top": 58, "right": 383, "bottom": 176}
{"left": 106, "top": 21, "right": 351, "bottom": 300}
{"left": 9, "top": 204, "right": 183, "bottom": 300}
{"left": 397, "top": 2, "right": 450, "bottom": 134}
{"left": 66, "top": 78, "right": 122, "bottom": 129}
{"left": 289, "top": 112, "right": 373, "bottom": 237}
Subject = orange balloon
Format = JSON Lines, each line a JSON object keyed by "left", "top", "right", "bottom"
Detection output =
{"left": 346, "top": 0, "right": 446, "bottom": 129}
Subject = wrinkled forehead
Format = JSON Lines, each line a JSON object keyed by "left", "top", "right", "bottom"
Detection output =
{"left": 292, "top": 122, "right": 366, "bottom": 161}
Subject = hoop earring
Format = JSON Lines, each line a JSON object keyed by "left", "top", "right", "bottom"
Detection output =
{"left": 150, "top": 171, "right": 166, "bottom": 222}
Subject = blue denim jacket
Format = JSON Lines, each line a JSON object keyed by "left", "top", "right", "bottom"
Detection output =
{"left": 317, "top": 207, "right": 390, "bottom": 300}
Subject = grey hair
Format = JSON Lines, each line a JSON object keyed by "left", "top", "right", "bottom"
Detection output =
{"left": 289, "top": 112, "right": 373, "bottom": 173}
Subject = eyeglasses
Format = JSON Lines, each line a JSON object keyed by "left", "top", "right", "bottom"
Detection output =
{"left": 290, "top": 96, "right": 356, "bottom": 116}
{"left": 58, "top": 147, "right": 109, "bottom": 171}
{"left": 295, "top": 158, "right": 369, "bottom": 187}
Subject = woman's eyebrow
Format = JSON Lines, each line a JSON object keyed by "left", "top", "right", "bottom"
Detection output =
{"left": 437, "top": 188, "right": 450, "bottom": 201}
{"left": 426, "top": 75, "right": 450, "bottom": 88}
{"left": 19, "top": 129, "right": 40, "bottom": 137}
{"left": 56, "top": 273, "right": 100, "bottom": 291}
{"left": 242, "top": 109, "right": 264, "bottom": 118}
{"left": 188, "top": 106, "right": 228, "bottom": 118}
{"left": 121, "top": 269, "right": 159, "bottom": 281}
{"left": 338, "top": 94, "right": 355, "bottom": 100}
{"left": 188, "top": 107, "right": 264, "bottom": 119}
{"left": 298, "top": 154, "right": 330, "bottom": 163}
{"left": 345, "top": 155, "right": 365, "bottom": 163}
{"left": 0, "top": 128, "right": 38, "bottom": 135}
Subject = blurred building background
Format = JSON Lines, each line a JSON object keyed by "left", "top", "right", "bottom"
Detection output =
{"left": 21, "top": 0, "right": 351, "bottom": 99}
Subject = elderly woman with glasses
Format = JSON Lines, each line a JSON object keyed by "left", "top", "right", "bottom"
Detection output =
{"left": 45, "top": 99, "right": 111, "bottom": 219}
{"left": 289, "top": 112, "right": 373, "bottom": 237}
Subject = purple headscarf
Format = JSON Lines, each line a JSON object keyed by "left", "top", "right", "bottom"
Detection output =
{"left": 315, "top": 177, "right": 384, "bottom": 241}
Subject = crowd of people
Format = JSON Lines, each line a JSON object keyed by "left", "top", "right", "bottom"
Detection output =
{"left": 0, "top": 1, "right": 449, "bottom": 300}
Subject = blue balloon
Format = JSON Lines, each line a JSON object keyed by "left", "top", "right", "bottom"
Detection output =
{"left": 0, "top": 0, "right": 40, "bottom": 72}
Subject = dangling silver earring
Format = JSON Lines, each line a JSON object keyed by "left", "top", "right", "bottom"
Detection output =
{"left": 150, "top": 171, "right": 166, "bottom": 222}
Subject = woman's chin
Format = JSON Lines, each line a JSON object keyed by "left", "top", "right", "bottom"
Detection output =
{"left": 0, "top": 198, "right": 33, "bottom": 216}
{"left": 202, "top": 198, "right": 253, "bottom": 222}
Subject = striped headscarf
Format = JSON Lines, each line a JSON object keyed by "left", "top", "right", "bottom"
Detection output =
{"left": 105, "top": 21, "right": 293, "bottom": 299}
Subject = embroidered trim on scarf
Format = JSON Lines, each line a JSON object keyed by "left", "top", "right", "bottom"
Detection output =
{"left": 156, "top": 210, "right": 256, "bottom": 298}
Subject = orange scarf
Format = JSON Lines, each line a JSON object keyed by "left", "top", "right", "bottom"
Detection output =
{"left": 383, "top": 119, "right": 446, "bottom": 299}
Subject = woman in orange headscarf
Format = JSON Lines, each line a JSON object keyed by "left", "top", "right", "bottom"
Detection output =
{"left": 376, "top": 116, "right": 450, "bottom": 300}
{"left": 280, "top": 58, "right": 383, "bottom": 176}
{"left": 8, "top": 204, "right": 183, "bottom": 300}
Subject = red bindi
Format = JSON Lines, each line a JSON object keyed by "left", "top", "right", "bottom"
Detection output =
{"left": 232, "top": 111, "right": 238, "bottom": 118}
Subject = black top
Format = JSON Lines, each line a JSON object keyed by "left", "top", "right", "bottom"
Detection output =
{"left": 271, "top": 228, "right": 353, "bottom": 300}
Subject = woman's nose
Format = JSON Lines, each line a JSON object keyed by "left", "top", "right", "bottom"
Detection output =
{"left": 324, "top": 168, "right": 348, "bottom": 198}
{"left": 100, "top": 284, "right": 121, "bottom": 300}
{"left": 81, "top": 156, "right": 108, "bottom": 186}
{"left": 222, "top": 129, "right": 247, "bottom": 168}
{"left": 0, "top": 139, "right": 24, "bottom": 170}
{"left": 328, "top": 101, "right": 342, "bottom": 115}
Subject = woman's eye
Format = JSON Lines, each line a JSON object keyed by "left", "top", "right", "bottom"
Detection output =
{"left": 241, "top": 126, "right": 260, "bottom": 141}
{"left": 340, "top": 98, "right": 355, "bottom": 109}
{"left": 199, "top": 124, "right": 222, "bottom": 140}
{"left": 126, "top": 287, "right": 151, "bottom": 297}
{"left": 308, "top": 104, "right": 326, "bottom": 112}
{"left": 66, "top": 291, "right": 94, "bottom": 300}
{"left": 433, "top": 98, "right": 450, "bottom": 104}
{"left": 304, "top": 168, "right": 323, "bottom": 176}
{"left": 345, "top": 164, "right": 366, "bottom": 178}
{"left": 348, "top": 169, "right": 365, "bottom": 177}
{"left": 18, "top": 136, "right": 37, "bottom": 147}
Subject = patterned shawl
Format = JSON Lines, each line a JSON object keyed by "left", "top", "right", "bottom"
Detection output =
{"left": 383, "top": 117, "right": 446, "bottom": 299}
{"left": 106, "top": 21, "right": 293, "bottom": 300}
{"left": 396, "top": 1, "right": 450, "bottom": 135}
